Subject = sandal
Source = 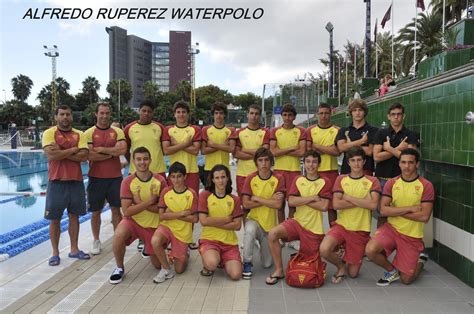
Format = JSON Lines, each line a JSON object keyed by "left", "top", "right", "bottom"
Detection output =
{"left": 200, "top": 268, "right": 214, "bottom": 277}
{"left": 188, "top": 243, "right": 199, "bottom": 250}
{"left": 265, "top": 274, "right": 285, "bottom": 285}
{"left": 331, "top": 274, "right": 346, "bottom": 284}
{"left": 68, "top": 250, "right": 91, "bottom": 260}
{"left": 48, "top": 255, "right": 60, "bottom": 266}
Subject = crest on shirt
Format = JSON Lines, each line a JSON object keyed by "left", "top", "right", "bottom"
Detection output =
{"left": 415, "top": 186, "right": 421, "bottom": 192}
{"left": 109, "top": 133, "right": 116, "bottom": 139}
{"left": 227, "top": 201, "right": 233, "bottom": 208}
{"left": 270, "top": 181, "right": 275, "bottom": 188}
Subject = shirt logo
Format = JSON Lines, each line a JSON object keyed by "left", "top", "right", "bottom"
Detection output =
{"left": 270, "top": 181, "right": 276, "bottom": 188}
{"left": 227, "top": 201, "right": 233, "bottom": 208}
{"left": 415, "top": 186, "right": 421, "bottom": 192}
{"left": 109, "top": 133, "right": 116, "bottom": 139}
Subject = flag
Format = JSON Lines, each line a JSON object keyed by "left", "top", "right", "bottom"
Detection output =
{"left": 417, "top": 0, "right": 425, "bottom": 11}
{"left": 374, "top": 18, "right": 378, "bottom": 43}
{"left": 381, "top": 5, "right": 392, "bottom": 29}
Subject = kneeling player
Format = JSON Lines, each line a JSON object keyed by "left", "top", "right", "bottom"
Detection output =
{"left": 198, "top": 165, "right": 243, "bottom": 280}
{"left": 151, "top": 162, "right": 198, "bottom": 283}
{"left": 266, "top": 150, "right": 331, "bottom": 285}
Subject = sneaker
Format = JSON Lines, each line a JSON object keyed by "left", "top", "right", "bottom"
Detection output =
{"left": 91, "top": 240, "right": 101, "bottom": 255}
{"left": 153, "top": 268, "right": 176, "bottom": 283}
{"left": 141, "top": 247, "right": 150, "bottom": 259}
{"left": 242, "top": 262, "right": 253, "bottom": 280}
{"left": 418, "top": 252, "right": 428, "bottom": 264}
{"left": 137, "top": 240, "right": 144, "bottom": 252}
{"left": 109, "top": 267, "right": 124, "bottom": 284}
{"left": 376, "top": 268, "right": 400, "bottom": 286}
{"left": 288, "top": 240, "right": 300, "bottom": 251}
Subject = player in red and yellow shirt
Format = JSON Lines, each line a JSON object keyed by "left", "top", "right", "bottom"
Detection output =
{"left": 42, "top": 105, "right": 89, "bottom": 266}
{"left": 201, "top": 102, "right": 236, "bottom": 182}
{"left": 198, "top": 165, "right": 243, "bottom": 280}
{"left": 162, "top": 101, "right": 201, "bottom": 193}
{"left": 269, "top": 103, "right": 306, "bottom": 225}
{"left": 109, "top": 147, "right": 167, "bottom": 284}
{"left": 266, "top": 150, "right": 331, "bottom": 285}
{"left": 366, "top": 148, "right": 434, "bottom": 286}
{"left": 306, "top": 103, "right": 340, "bottom": 224}
{"left": 151, "top": 162, "right": 199, "bottom": 284}
{"left": 320, "top": 147, "right": 381, "bottom": 284}
{"left": 124, "top": 100, "right": 166, "bottom": 177}
{"left": 241, "top": 148, "right": 285, "bottom": 279}
{"left": 232, "top": 104, "right": 270, "bottom": 195}
{"left": 85, "top": 103, "right": 127, "bottom": 255}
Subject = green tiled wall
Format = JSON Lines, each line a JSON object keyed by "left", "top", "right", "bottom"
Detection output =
{"left": 432, "top": 240, "right": 474, "bottom": 287}
{"left": 418, "top": 48, "right": 474, "bottom": 80}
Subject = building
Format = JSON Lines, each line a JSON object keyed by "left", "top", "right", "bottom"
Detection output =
{"left": 106, "top": 27, "right": 192, "bottom": 108}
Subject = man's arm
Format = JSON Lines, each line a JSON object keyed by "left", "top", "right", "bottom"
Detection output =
{"left": 242, "top": 194, "right": 263, "bottom": 209}
{"left": 250, "top": 192, "right": 284, "bottom": 209}
{"left": 342, "top": 191, "right": 380, "bottom": 211}
{"left": 93, "top": 141, "right": 127, "bottom": 157}
{"left": 287, "top": 139, "right": 306, "bottom": 157}
{"left": 43, "top": 145, "right": 78, "bottom": 161}
{"left": 199, "top": 213, "right": 233, "bottom": 227}
{"left": 361, "top": 144, "right": 373, "bottom": 156}
{"left": 311, "top": 143, "right": 340, "bottom": 156}
{"left": 162, "top": 138, "right": 191, "bottom": 155}
{"left": 121, "top": 196, "right": 157, "bottom": 217}
{"left": 159, "top": 208, "right": 191, "bottom": 221}
{"left": 288, "top": 194, "right": 319, "bottom": 207}
{"left": 269, "top": 139, "right": 296, "bottom": 157}
{"left": 380, "top": 196, "right": 421, "bottom": 217}
{"left": 218, "top": 217, "right": 242, "bottom": 231}
{"left": 66, "top": 149, "right": 89, "bottom": 162}
{"left": 183, "top": 141, "right": 201, "bottom": 155}
{"left": 337, "top": 132, "right": 368, "bottom": 152}
{"left": 373, "top": 144, "right": 393, "bottom": 162}
{"left": 233, "top": 145, "right": 253, "bottom": 160}
{"left": 88, "top": 144, "right": 113, "bottom": 161}
{"left": 306, "top": 198, "right": 330, "bottom": 212}
{"left": 402, "top": 202, "right": 433, "bottom": 223}
{"left": 201, "top": 140, "right": 218, "bottom": 154}
{"left": 332, "top": 192, "right": 356, "bottom": 209}
{"left": 207, "top": 138, "right": 236, "bottom": 153}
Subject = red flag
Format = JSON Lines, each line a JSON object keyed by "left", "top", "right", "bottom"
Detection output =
{"left": 374, "top": 18, "right": 378, "bottom": 43}
{"left": 417, "top": 0, "right": 425, "bottom": 11}
{"left": 381, "top": 5, "right": 391, "bottom": 29}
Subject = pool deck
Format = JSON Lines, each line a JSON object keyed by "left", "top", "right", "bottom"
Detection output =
{"left": 0, "top": 212, "right": 473, "bottom": 314}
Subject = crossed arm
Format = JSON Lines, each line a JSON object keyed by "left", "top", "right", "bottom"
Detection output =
{"left": 199, "top": 213, "right": 242, "bottom": 230}
{"left": 380, "top": 196, "right": 433, "bottom": 223}
{"left": 270, "top": 139, "right": 306, "bottom": 157}
{"left": 44, "top": 144, "right": 89, "bottom": 162}
{"left": 288, "top": 194, "right": 329, "bottom": 212}
{"left": 333, "top": 191, "right": 380, "bottom": 211}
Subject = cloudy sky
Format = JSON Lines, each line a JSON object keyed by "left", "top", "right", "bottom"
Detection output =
{"left": 1, "top": 0, "right": 427, "bottom": 105}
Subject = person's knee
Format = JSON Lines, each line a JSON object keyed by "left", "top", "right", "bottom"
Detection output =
{"left": 50, "top": 219, "right": 61, "bottom": 227}
{"left": 68, "top": 213, "right": 79, "bottom": 221}
{"left": 400, "top": 274, "right": 415, "bottom": 285}
{"left": 347, "top": 266, "right": 360, "bottom": 278}
{"left": 151, "top": 234, "right": 164, "bottom": 249}
{"left": 365, "top": 240, "right": 380, "bottom": 258}
{"left": 319, "top": 240, "right": 333, "bottom": 258}
{"left": 228, "top": 269, "right": 241, "bottom": 281}
{"left": 268, "top": 228, "right": 281, "bottom": 242}
{"left": 202, "top": 258, "right": 218, "bottom": 271}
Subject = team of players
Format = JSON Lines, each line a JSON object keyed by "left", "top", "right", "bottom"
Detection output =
{"left": 42, "top": 98, "right": 434, "bottom": 287}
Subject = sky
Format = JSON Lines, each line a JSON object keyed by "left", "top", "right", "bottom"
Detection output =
{"left": 0, "top": 0, "right": 429, "bottom": 106}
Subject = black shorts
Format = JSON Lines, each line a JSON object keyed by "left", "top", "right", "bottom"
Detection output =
{"left": 87, "top": 176, "right": 122, "bottom": 212}
{"left": 44, "top": 180, "right": 86, "bottom": 220}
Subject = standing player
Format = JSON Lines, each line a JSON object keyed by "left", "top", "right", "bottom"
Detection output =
{"left": 365, "top": 148, "right": 434, "bottom": 286}
{"left": 241, "top": 148, "right": 285, "bottom": 279}
{"left": 85, "top": 102, "right": 127, "bottom": 255}
{"left": 124, "top": 100, "right": 166, "bottom": 178}
{"left": 320, "top": 147, "right": 381, "bottom": 283}
{"left": 201, "top": 102, "right": 236, "bottom": 182}
{"left": 336, "top": 99, "right": 378, "bottom": 176}
{"left": 306, "top": 103, "right": 340, "bottom": 224}
{"left": 162, "top": 101, "right": 201, "bottom": 194}
{"left": 233, "top": 105, "right": 270, "bottom": 196}
{"left": 42, "top": 105, "right": 90, "bottom": 266}
{"left": 109, "top": 147, "right": 167, "bottom": 284}
{"left": 151, "top": 162, "right": 198, "bottom": 283}
{"left": 373, "top": 103, "right": 419, "bottom": 227}
{"left": 266, "top": 150, "right": 331, "bottom": 285}
{"left": 269, "top": 103, "right": 306, "bottom": 226}
{"left": 198, "top": 165, "right": 243, "bottom": 280}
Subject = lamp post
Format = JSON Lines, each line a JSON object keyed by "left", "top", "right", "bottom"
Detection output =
{"left": 43, "top": 45, "right": 59, "bottom": 122}
{"left": 325, "top": 22, "right": 334, "bottom": 98}
{"left": 363, "top": 0, "right": 371, "bottom": 78}
{"left": 1, "top": 89, "right": 6, "bottom": 104}
{"left": 188, "top": 42, "right": 200, "bottom": 107}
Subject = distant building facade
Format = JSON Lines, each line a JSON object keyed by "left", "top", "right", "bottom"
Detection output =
{"left": 106, "top": 27, "right": 191, "bottom": 108}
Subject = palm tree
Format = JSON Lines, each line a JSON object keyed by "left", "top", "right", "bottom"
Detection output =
{"left": 371, "top": 32, "right": 402, "bottom": 78}
{"left": 143, "top": 80, "right": 161, "bottom": 103}
{"left": 11, "top": 74, "right": 33, "bottom": 103}
{"left": 81, "top": 76, "right": 100, "bottom": 105}
{"left": 106, "top": 79, "right": 132, "bottom": 106}
{"left": 432, "top": 0, "right": 469, "bottom": 24}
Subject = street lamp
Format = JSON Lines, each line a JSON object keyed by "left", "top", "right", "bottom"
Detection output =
{"left": 325, "top": 22, "right": 334, "bottom": 98}
{"left": 1, "top": 89, "right": 6, "bottom": 104}
{"left": 188, "top": 42, "right": 200, "bottom": 107}
{"left": 44, "top": 45, "right": 59, "bottom": 121}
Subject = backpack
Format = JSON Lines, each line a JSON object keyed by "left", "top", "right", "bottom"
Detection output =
{"left": 285, "top": 252, "right": 326, "bottom": 288}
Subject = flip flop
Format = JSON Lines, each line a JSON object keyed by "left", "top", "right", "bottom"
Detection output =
{"left": 48, "top": 255, "right": 60, "bottom": 266}
{"left": 188, "top": 243, "right": 199, "bottom": 250}
{"left": 200, "top": 268, "right": 214, "bottom": 277}
{"left": 265, "top": 274, "right": 285, "bottom": 285}
{"left": 331, "top": 274, "right": 346, "bottom": 284}
{"left": 68, "top": 250, "right": 91, "bottom": 260}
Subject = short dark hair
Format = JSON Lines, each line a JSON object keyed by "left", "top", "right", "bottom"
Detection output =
{"left": 55, "top": 104, "right": 71, "bottom": 115}
{"left": 168, "top": 161, "right": 187, "bottom": 176}
{"left": 132, "top": 146, "right": 151, "bottom": 159}
{"left": 95, "top": 102, "right": 111, "bottom": 113}
{"left": 400, "top": 148, "right": 420, "bottom": 162}
{"left": 253, "top": 147, "right": 274, "bottom": 166}
{"left": 211, "top": 102, "right": 228, "bottom": 116}
{"left": 248, "top": 104, "right": 262, "bottom": 114}
{"left": 139, "top": 99, "right": 155, "bottom": 110}
{"left": 303, "top": 149, "right": 321, "bottom": 164}
{"left": 318, "top": 102, "right": 331, "bottom": 111}
{"left": 173, "top": 100, "right": 190, "bottom": 113}
{"left": 281, "top": 103, "right": 297, "bottom": 116}
{"left": 348, "top": 99, "right": 368, "bottom": 117}
{"left": 388, "top": 102, "right": 405, "bottom": 114}
{"left": 206, "top": 164, "right": 233, "bottom": 194}
{"left": 346, "top": 146, "right": 366, "bottom": 160}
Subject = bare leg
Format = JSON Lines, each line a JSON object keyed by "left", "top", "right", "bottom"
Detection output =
{"left": 201, "top": 249, "right": 220, "bottom": 272}
{"left": 267, "top": 225, "right": 288, "bottom": 278}
{"left": 68, "top": 213, "right": 80, "bottom": 254}
{"left": 365, "top": 239, "right": 393, "bottom": 271}
{"left": 110, "top": 207, "right": 122, "bottom": 230}
{"left": 400, "top": 261, "right": 424, "bottom": 285}
{"left": 49, "top": 219, "right": 61, "bottom": 256}
{"left": 91, "top": 211, "right": 101, "bottom": 241}
{"left": 174, "top": 255, "right": 189, "bottom": 274}
{"left": 225, "top": 260, "right": 242, "bottom": 281}
{"left": 320, "top": 235, "right": 346, "bottom": 282}
{"left": 151, "top": 232, "right": 171, "bottom": 269}
{"left": 112, "top": 222, "right": 132, "bottom": 268}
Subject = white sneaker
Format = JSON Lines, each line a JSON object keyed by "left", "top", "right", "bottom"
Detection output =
{"left": 153, "top": 268, "right": 176, "bottom": 283}
{"left": 288, "top": 240, "right": 300, "bottom": 250}
{"left": 91, "top": 240, "right": 101, "bottom": 255}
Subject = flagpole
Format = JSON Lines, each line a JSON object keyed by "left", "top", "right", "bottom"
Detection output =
{"left": 414, "top": 1, "right": 417, "bottom": 73}
{"left": 442, "top": 0, "right": 446, "bottom": 41}
{"left": 345, "top": 51, "right": 348, "bottom": 97}
{"left": 391, "top": 0, "right": 394, "bottom": 77}
{"left": 376, "top": 45, "right": 378, "bottom": 78}
{"left": 354, "top": 44, "right": 357, "bottom": 85}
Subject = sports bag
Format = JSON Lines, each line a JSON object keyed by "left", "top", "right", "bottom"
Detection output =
{"left": 285, "top": 252, "right": 326, "bottom": 288}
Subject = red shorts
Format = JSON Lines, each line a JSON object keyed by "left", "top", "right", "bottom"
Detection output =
{"left": 166, "top": 172, "right": 200, "bottom": 194}
{"left": 281, "top": 218, "right": 324, "bottom": 256}
{"left": 273, "top": 170, "right": 300, "bottom": 192}
{"left": 319, "top": 170, "right": 339, "bottom": 215}
{"left": 120, "top": 217, "right": 155, "bottom": 255}
{"left": 326, "top": 223, "right": 370, "bottom": 265}
{"left": 236, "top": 175, "right": 246, "bottom": 196}
{"left": 155, "top": 225, "right": 189, "bottom": 262}
{"left": 198, "top": 239, "right": 241, "bottom": 265}
{"left": 372, "top": 223, "right": 424, "bottom": 276}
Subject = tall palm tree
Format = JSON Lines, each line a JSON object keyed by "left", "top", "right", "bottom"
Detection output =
{"left": 11, "top": 74, "right": 33, "bottom": 103}
{"left": 432, "top": 0, "right": 469, "bottom": 24}
{"left": 371, "top": 32, "right": 402, "bottom": 78}
{"left": 81, "top": 76, "right": 100, "bottom": 105}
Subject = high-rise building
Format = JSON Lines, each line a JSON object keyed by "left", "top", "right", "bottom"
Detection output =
{"left": 106, "top": 27, "right": 192, "bottom": 108}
